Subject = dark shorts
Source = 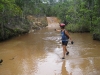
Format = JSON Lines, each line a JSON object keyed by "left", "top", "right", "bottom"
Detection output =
{"left": 62, "top": 41, "right": 68, "bottom": 46}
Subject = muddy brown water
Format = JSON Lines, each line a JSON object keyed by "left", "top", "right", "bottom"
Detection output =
{"left": 0, "top": 18, "right": 100, "bottom": 75}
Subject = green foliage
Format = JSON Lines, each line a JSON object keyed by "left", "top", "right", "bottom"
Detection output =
{"left": 66, "top": 23, "right": 90, "bottom": 33}
{"left": 43, "top": 0, "right": 100, "bottom": 40}
{"left": 0, "top": 0, "right": 22, "bottom": 16}
{"left": 0, "top": 0, "right": 100, "bottom": 40}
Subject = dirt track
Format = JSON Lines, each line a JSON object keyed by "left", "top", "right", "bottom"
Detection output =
{"left": 47, "top": 17, "right": 60, "bottom": 24}
{"left": 47, "top": 17, "right": 60, "bottom": 29}
{"left": 0, "top": 17, "right": 100, "bottom": 75}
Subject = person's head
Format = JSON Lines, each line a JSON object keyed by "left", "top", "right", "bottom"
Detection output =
{"left": 59, "top": 23, "right": 65, "bottom": 29}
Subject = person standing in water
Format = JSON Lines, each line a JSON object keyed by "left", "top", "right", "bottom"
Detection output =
{"left": 55, "top": 23, "right": 73, "bottom": 59}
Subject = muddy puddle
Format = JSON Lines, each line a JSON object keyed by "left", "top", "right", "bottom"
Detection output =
{"left": 0, "top": 17, "right": 100, "bottom": 75}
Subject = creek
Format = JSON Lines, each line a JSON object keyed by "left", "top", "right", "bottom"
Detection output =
{"left": 0, "top": 17, "right": 100, "bottom": 75}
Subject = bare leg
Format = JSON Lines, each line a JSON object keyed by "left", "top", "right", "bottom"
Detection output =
{"left": 65, "top": 46, "right": 67, "bottom": 52}
{"left": 62, "top": 45, "right": 67, "bottom": 58}
{"left": 62, "top": 45, "right": 69, "bottom": 59}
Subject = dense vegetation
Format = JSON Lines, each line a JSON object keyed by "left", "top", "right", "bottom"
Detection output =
{"left": 0, "top": 0, "right": 47, "bottom": 41}
{"left": 0, "top": 0, "right": 100, "bottom": 41}
{"left": 44, "top": 0, "right": 100, "bottom": 40}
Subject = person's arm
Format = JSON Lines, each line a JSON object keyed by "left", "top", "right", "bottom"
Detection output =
{"left": 54, "top": 29, "right": 61, "bottom": 32}
{"left": 65, "top": 30, "right": 74, "bottom": 44}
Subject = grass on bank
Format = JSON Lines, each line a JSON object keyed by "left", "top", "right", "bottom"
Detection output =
{"left": 66, "top": 24, "right": 90, "bottom": 33}
{"left": 66, "top": 24, "right": 100, "bottom": 41}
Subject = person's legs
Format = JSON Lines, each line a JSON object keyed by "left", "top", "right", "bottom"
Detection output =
{"left": 62, "top": 45, "right": 66, "bottom": 58}
{"left": 62, "top": 41, "right": 69, "bottom": 59}
{"left": 65, "top": 46, "right": 69, "bottom": 55}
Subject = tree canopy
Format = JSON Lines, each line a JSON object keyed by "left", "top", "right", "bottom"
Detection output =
{"left": 0, "top": 0, "right": 100, "bottom": 40}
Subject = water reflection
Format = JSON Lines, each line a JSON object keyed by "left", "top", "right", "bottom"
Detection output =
{"left": 61, "top": 60, "right": 69, "bottom": 75}
{"left": 0, "top": 28, "right": 100, "bottom": 75}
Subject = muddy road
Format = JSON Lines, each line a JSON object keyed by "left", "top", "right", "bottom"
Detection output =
{"left": 0, "top": 17, "right": 100, "bottom": 75}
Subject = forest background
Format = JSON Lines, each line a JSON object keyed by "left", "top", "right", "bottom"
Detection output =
{"left": 0, "top": 0, "right": 100, "bottom": 41}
